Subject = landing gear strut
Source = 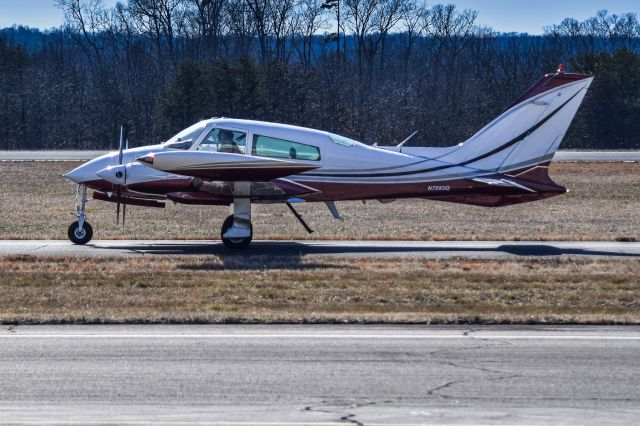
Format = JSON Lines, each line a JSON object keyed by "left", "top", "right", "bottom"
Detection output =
{"left": 68, "top": 184, "right": 93, "bottom": 245}
{"left": 221, "top": 182, "right": 253, "bottom": 249}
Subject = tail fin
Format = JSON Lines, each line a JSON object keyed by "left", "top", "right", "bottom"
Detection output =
{"left": 440, "top": 70, "right": 593, "bottom": 174}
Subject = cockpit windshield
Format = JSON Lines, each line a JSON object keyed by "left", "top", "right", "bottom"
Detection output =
{"left": 329, "top": 133, "right": 357, "bottom": 146}
{"left": 162, "top": 121, "right": 208, "bottom": 150}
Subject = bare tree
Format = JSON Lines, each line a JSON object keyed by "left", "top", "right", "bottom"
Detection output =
{"left": 269, "top": 0, "right": 296, "bottom": 62}
{"left": 344, "top": 0, "right": 380, "bottom": 74}
{"left": 187, "top": 0, "right": 227, "bottom": 60}
{"left": 227, "top": 0, "right": 256, "bottom": 58}
{"left": 291, "top": 0, "right": 328, "bottom": 67}
{"left": 373, "top": 0, "right": 408, "bottom": 70}
{"left": 244, "top": 0, "right": 272, "bottom": 62}
{"left": 127, "top": 0, "right": 187, "bottom": 67}
{"left": 56, "top": 0, "right": 108, "bottom": 63}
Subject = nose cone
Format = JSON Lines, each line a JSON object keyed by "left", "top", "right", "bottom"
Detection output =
{"left": 64, "top": 153, "right": 115, "bottom": 184}
{"left": 63, "top": 166, "right": 87, "bottom": 184}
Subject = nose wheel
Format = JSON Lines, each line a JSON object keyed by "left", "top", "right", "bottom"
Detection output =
{"left": 68, "top": 220, "right": 93, "bottom": 245}
{"left": 68, "top": 184, "right": 93, "bottom": 245}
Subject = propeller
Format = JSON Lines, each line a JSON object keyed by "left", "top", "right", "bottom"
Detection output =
{"left": 116, "top": 125, "right": 126, "bottom": 226}
{"left": 122, "top": 137, "right": 129, "bottom": 225}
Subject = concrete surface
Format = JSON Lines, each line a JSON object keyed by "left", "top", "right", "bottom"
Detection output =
{"left": 0, "top": 150, "right": 110, "bottom": 161}
{"left": 0, "top": 324, "right": 639, "bottom": 425}
{"left": 552, "top": 150, "right": 640, "bottom": 162}
{"left": 0, "top": 239, "right": 638, "bottom": 258}
{"left": 1, "top": 150, "right": 639, "bottom": 162}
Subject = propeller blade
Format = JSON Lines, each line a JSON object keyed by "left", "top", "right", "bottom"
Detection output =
{"left": 116, "top": 186, "right": 121, "bottom": 224}
{"left": 122, "top": 165, "right": 127, "bottom": 225}
{"left": 116, "top": 126, "right": 127, "bottom": 225}
{"left": 118, "top": 125, "right": 124, "bottom": 165}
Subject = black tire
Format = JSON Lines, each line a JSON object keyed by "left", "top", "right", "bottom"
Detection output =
{"left": 220, "top": 215, "right": 252, "bottom": 249}
{"left": 68, "top": 220, "right": 93, "bottom": 245}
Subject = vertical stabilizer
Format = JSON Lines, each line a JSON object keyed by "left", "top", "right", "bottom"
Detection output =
{"left": 438, "top": 71, "right": 593, "bottom": 174}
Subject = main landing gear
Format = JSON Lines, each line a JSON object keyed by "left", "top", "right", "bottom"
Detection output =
{"left": 221, "top": 214, "right": 253, "bottom": 249}
{"left": 219, "top": 182, "right": 321, "bottom": 250}
{"left": 68, "top": 184, "right": 93, "bottom": 245}
{"left": 220, "top": 182, "right": 253, "bottom": 249}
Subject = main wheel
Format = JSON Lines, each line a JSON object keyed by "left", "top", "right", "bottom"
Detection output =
{"left": 68, "top": 220, "right": 93, "bottom": 245}
{"left": 220, "top": 215, "right": 252, "bottom": 249}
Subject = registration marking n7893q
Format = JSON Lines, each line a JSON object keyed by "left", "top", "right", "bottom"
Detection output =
{"left": 428, "top": 185, "right": 450, "bottom": 191}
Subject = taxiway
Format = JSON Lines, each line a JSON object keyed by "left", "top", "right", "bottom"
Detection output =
{"left": 1, "top": 239, "right": 638, "bottom": 258}
{"left": 0, "top": 324, "right": 639, "bottom": 425}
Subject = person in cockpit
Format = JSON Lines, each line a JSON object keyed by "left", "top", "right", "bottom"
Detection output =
{"left": 218, "top": 129, "right": 242, "bottom": 154}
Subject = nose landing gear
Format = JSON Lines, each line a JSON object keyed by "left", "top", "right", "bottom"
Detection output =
{"left": 68, "top": 184, "right": 93, "bottom": 245}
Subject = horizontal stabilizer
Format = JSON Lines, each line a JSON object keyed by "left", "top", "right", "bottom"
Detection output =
{"left": 472, "top": 177, "right": 536, "bottom": 193}
{"left": 138, "top": 151, "right": 319, "bottom": 181}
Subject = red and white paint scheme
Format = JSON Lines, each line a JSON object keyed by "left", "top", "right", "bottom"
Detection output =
{"left": 65, "top": 69, "right": 593, "bottom": 249}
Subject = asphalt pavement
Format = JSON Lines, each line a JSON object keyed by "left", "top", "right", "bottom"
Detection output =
{"left": 0, "top": 239, "right": 638, "bottom": 259}
{"left": 1, "top": 150, "right": 640, "bottom": 162}
{"left": 0, "top": 324, "right": 639, "bottom": 425}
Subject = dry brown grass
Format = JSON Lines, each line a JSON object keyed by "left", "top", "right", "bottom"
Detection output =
{"left": 1, "top": 255, "right": 639, "bottom": 324}
{"left": 0, "top": 161, "right": 638, "bottom": 241}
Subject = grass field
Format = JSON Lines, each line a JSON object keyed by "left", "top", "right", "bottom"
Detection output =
{"left": 1, "top": 161, "right": 638, "bottom": 325}
{"left": 1, "top": 255, "right": 639, "bottom": 324}
{"left": 0, "top": 161, "right": 638, "bottom": 241}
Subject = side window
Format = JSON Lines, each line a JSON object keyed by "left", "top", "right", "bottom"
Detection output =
{"left": 252, "top": 135, "right": 321, "bottom": 161}
{"left": 197, "top": 128, "right": 246, "bottom": 154}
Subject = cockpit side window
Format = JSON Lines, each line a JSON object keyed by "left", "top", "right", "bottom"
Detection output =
{"left": 197, "top": 128, "right": 247, "bottom": 153}
{"left": 252, "top": 135, "right": 321, "bottom": 161}
{"left": 162, "top": 122, "right": 207, "bottom": 150}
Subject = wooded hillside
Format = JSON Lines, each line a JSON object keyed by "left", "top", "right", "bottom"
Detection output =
{"left": 0, "top": 1, "right": 638, "bottom": 149}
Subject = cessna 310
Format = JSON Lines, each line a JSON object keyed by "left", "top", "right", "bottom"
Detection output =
{"left": 64, "top": 68, "right": 593, "bottom": 249}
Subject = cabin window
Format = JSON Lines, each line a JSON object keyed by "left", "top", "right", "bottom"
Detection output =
{"left": 252, "top": 135, "right": 321, "bottom": 161}
{"left": 197, "top": 128, "right": 246, "bottom": 154}
{"left": 329, "top": 133, "right": 357, "bottom": 146}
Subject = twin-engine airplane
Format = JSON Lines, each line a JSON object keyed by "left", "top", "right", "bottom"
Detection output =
{"left": 65, "top": 68, "right": 593, "bottom": 249}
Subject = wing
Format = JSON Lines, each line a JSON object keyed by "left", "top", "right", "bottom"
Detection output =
{"left": 138, "top": 151, "right": 319, "bottom": 181}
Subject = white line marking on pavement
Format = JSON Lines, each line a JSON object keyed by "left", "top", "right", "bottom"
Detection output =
{"left": 1, "top": 334, "right": 639, "bottom": 340}
{"left": 0, "top": 423, "right": 539, "bottom": 426}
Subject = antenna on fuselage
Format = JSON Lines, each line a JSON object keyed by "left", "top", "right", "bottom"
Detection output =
{"left": 397, "top": 130, "right": 418, "bottom": 150}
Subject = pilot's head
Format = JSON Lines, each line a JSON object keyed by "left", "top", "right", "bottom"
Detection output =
{"left": 219, "top": 129, "right": 234, "bottom": 143}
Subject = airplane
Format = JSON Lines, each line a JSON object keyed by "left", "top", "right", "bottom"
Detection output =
{"left": 64, "top": 67, "right": 593, "bottom": 249}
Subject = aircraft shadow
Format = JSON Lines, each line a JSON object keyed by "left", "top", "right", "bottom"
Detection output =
{"left": 94, "top": 241, "right": 640, "bottom": 265}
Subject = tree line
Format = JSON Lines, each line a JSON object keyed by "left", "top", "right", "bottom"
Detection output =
{"left": 0, "top": 1, "right": 638, "bottom": 150}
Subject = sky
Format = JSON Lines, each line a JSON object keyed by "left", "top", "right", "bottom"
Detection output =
{"left": 1, "top": 0, "right": 639, "bottom": 34}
